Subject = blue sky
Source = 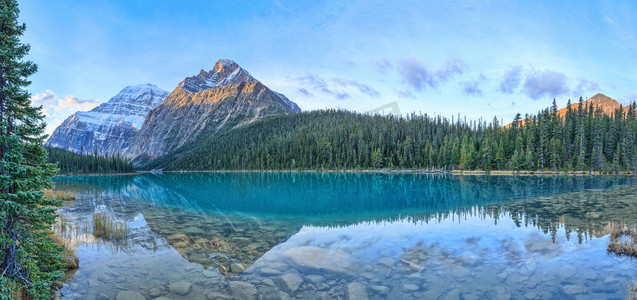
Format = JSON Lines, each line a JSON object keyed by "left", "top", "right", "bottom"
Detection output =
{"left": 19, "top": 1, "right": 637, "bottom": 134}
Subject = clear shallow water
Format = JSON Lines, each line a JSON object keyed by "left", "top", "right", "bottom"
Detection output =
{"left": 53, "top": 173, "right": 637, "bottom": 300}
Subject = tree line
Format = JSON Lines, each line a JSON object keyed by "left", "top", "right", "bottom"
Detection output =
{"left": 45, "top": 146, "right": 135, "bottom": 174}
{"left": 146, "top": 97, "right": 637, "bottom": 173}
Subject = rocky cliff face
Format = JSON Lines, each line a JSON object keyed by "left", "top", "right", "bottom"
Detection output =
{"left": 125, "top": 59, "right": 301, "bottom": 158}
{"left": 46, "top": 84, "right": 168, "bottom": 155}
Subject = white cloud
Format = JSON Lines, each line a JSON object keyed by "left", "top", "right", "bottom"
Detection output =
{"left": 57, "top": 95, "right": 100, "bottom": 111}
{"left": 31, "top": 90, "right": 99, "bottom": 115}
{"left": 31, "top": 90, "right": 102, "bottom": 135}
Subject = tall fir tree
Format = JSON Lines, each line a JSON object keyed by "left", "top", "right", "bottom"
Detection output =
{"left": 0, "top": 0, "right": 63, "bottom": 298}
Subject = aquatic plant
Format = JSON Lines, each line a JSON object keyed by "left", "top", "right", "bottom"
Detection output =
{"left": 92, "top": 212, "right": 128, "bottom": 241}
{"left": 56, "top": 190, "right": 76, "bottom": 201}
{"left": 42, "top": 189, "right": 77, "bottom": 202}
{"left": 50, "top": 215, "right": 80, "bottom": 270}
{"left": 607, "top": 224, "right": 637, "bottom": 257}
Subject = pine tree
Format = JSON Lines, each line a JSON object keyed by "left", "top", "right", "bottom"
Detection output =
{"left": 0, "top": 0, "right": 64, "bottom": 298}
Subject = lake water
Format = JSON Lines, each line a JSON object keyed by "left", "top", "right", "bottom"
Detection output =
{"left": 53, "top": 173, "right": 637, "bottom": 300}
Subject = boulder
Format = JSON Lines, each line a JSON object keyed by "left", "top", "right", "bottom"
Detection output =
{"left": 282, "top": 246, "right": 356, "bottom": 276}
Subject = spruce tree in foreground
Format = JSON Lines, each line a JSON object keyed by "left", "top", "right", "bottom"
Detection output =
{"left": 0, "top": 0, "right": 63, "bottom": 298}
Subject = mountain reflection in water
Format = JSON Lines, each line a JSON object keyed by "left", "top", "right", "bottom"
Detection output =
{"left": 53, "top": 173, "right": 637, "bottom": 299}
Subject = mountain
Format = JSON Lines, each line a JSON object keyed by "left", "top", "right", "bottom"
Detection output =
{"left": 125, "top": 59, "right": 301, "bottom": 159}
{"left": 507, "top": 93, "right": 623, "bottom": 127}
{"left": 46, "top": 84, "right": 169, "bottom": 155}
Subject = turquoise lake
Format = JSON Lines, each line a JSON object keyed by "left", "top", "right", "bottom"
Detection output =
{"left": 52, "top": 173, "right": 637, "bottom": 300}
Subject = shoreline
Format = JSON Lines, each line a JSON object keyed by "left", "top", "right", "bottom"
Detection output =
{"left": 54, "top": 172, "right": 142, "bottom": 177}
{"left": 53, "top": 169, "right": 637, "bottom": 177}
{"left": 159, "top": 169, "right": 637, "bottom": 176}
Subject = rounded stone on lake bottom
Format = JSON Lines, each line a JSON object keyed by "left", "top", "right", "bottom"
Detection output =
{"left": 168, "top": 281, "right": 192, "bottom": 296}
{"left": 115, "top": 291, "right": 146, "bottom": 300}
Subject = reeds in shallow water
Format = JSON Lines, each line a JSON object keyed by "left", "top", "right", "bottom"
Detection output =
{"left": 607, "top": 224, "right": 637, "bottom": 257}
{"left": 43, "top": 189, "right": 76, "bottom": 201}
{"left": 50, "top": 215, "right": 80, "bottom": 270}
{"left": 92, "top": 212, "right": 128, "bottom": 241}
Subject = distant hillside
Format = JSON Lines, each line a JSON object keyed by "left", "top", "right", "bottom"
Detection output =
{"left": 506, "top": 93, "right": 627, "bottom": 128}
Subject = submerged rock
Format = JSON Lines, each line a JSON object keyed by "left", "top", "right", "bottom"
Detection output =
{"left": 115, "top": 291, "right": 146, "bottom": 300}
{"left": 274, "top": 273, "right": 303, "bottom": 294}
{"left": 168, "top": 281, "right": 192, "bottom": 295}
{"left": 228, "top": 281, "right": 257, "bottom": 300}
{"left": 230, "top": 262, "right": 245, "bottom": 274}
{"left": 346, "top": 282, "right": 369, "bottom": 300}
{"left": 283, "top": 246, "right": 356, "bottom": 276}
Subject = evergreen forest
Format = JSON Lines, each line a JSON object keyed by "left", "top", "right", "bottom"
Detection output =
{"left": 145, "top": 97, "right": 637, "bottom": 173}
{"left": 45, "top": 146, "right": 135, "bottom": 175}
